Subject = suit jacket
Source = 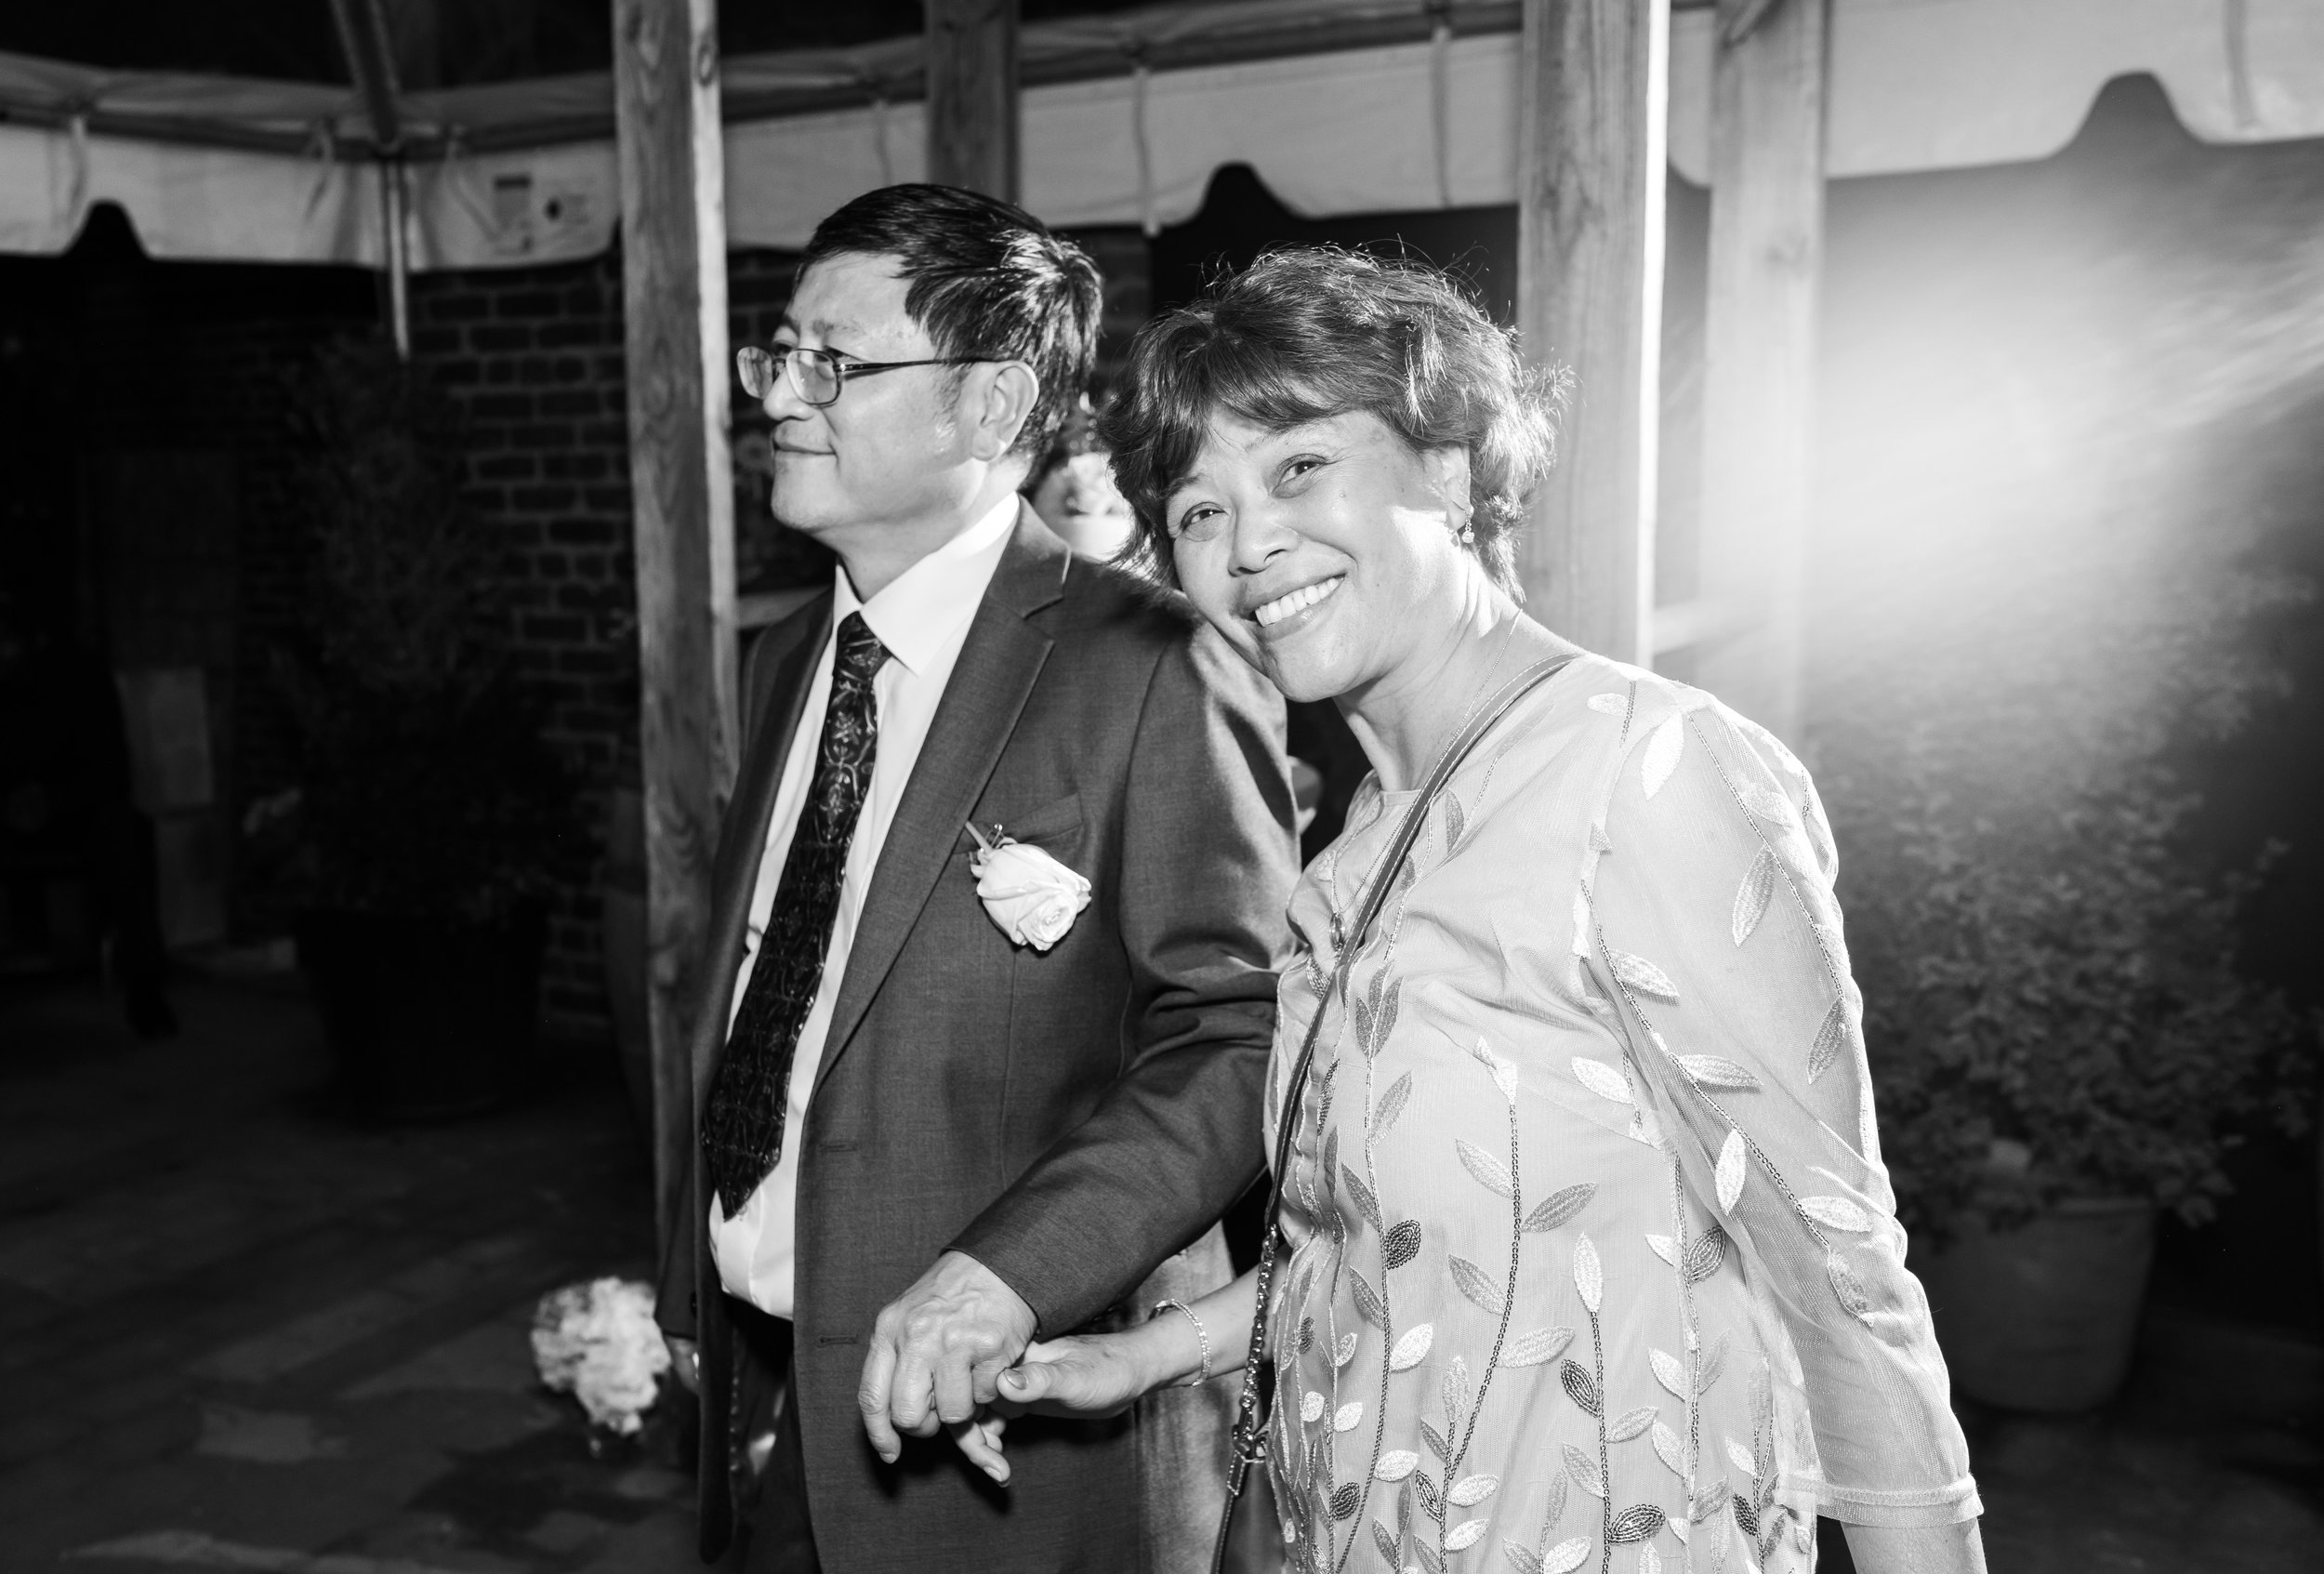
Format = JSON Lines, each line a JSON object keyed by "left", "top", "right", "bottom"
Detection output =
{"left": 656, "top": 505, "right": 1297, "bottom": 1573}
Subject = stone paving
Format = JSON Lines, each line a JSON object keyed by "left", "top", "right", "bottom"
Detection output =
{"left": 1, "top": 974, "right": 2317, "bottom": 1574}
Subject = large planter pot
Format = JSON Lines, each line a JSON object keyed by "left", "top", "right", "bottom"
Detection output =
{"left": 297, "top": 905, "right": 546, "bottom": 1121}
{"left": 1914, "top": 1197, "right": 2157, "bottom": 1413}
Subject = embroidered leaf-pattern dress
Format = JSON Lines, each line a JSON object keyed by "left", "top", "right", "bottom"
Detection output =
{"left": 1264, "top": 659, "right": 1980, "bottom": 1574}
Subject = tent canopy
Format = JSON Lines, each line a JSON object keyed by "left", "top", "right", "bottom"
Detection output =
{"left": 2, "top": 0, "right": 2320, "bottom": 271}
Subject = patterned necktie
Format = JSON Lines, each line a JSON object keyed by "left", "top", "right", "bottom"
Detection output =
{"left": 702, "top": 612, "right": 891, "bottom": 1217}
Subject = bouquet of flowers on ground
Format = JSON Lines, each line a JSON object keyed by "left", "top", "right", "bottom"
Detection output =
{"left": 530, "top": 1276, "right": 670, "bottom": 1435}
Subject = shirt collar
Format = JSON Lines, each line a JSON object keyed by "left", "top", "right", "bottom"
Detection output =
{"left": 832, "top": 494, "right": 1019, "bottom": 677}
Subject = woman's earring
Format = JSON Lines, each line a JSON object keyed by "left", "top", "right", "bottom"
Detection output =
{"left": 1455, "top": 515, "right": 1476, "bottom": 547}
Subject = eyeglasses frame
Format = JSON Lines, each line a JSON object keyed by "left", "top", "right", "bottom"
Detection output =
{"left": 735, "top": 343, "right": 997, "bottom": 407}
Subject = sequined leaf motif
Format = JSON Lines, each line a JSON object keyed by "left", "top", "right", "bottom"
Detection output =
{"left": 1352, "top": 993, "right": 1377, "bottom": 1056}
{"left": 1451, "top": 1254, "right": 1506, "bottom": 1315}
{"left": 1571, "top": 1057, "right": 1631, "bottom": 1105}
{"left": 1416, "top": 1541, "right": 1445, "bottom": 1574}
{"left": 1605, "top": 1405, "right": 1657, "bottom": 1443}
{"left": 1334, "top": 1331, "right": 1358, "bottom": 1368}
{"left": 1715, "top": 1130, "right": 1748, "bottom": 1213}
{"left": 1827, "top": 1250, "right": 1873, "bottom": 1316}
{"left": 1383, "top": 1218, "right": 1424, "bottom": 1270}
{"left": 1499, "top": 1326, "right": 1574, "bottom": 1368}
{"left": 1301, "top": 1389, "right": 1326, "bottom": 1423}
{"left": 1691, "top": 1478, "right": 1729, "bottom": 1523}
{"left": 1543, "top": 1474, "right": 1570, "bottom": 1532}
{"left": 1510, "top": 1184, "right": 1590, "bottom": 1240}
{"left": 1349, "top": 1268, "right": 1387, "bottom": 1328}
{"left": 1342, "top": 1164, "right": 1383, "bottom": 1231}
{"left": 1443, "top": 1356, "right": 1473, "bottom": 1422}
{"left": 1738, "top": 781, "right": 1792, "bottom": 826}
{"left": 1606, "top": 1505, "right": 1667, "bottom": 1544}
{"left": 1801, "top": 1195, "right": 1873, "bottom": 1233}
{"left": 1375, "top": 1071, "right": 1414, "bottom": 1138}
{"left": 1589, "top": 692, "right": 1628, "bottom": 716}
{"left": 1641, "top": 1543, "right": 1665, "bottom": 1574}
{"left": 1334, "top": 1401, "right": 1365, "bottom": 1433}
{"left": 1609, "top": 949, "right": 1681, "bottom": 1003}
{"left": 1642, "top": 715, "right": 1685, "bottom": 799}
{"left": 1570, "top": 891, "right": 1593, "bottom": 959}
{"left": 1649, "top": 1348, "right": 1688, "bottom": 1400}
{"left": 1694, "top": 1335, "right": 1729, "bottom": 1396}
{"left": 1472, "top": 1037, "right": 1521, "bottom": 1103}
{"left": 1573, "top": 1232, "right": 1604, "bottom": 1315}
{"left": 1645, "top": 1233, "right": 1677, "bottom": 1267}
{"left": 1559, "top": 1359, "right": 1602, "bottom": 1417}
{"left": 1448, "top": 1474, "right": 1500, "bottom": 1507}
{"left": 1676, "top": 1054, "right": 1763, "bottom": 1092}
{"left": 1651, "top": 1420, "right": 1685, "bottom": 1476}
{"left": 1446, "top": 1518, "right": 1490, "bottom": 1552}
{"left": 1321, "top": 1126, "right": 1340, "bottom": 1196}
{"left": 1684, "top": 1226, "right": 1728, "bottom": 1285}
{"left": 1732, "top": 1496, "right": 1761, "bottom": 1540}
{"left": 1563, "top": 1443, "right": 1606, "bottom": 1498}
{"left": 1420, "top": 1420, "right": 1450, "bottom": 1462}
{"left": 1376, "top": 1450, "right": 1420, "bottom": 1482}
{"left": 1330, "top": 1483, "right": 1361, "bottom": 1520}
{"left": 1503, "top": 1544, "right": 1545, "bottom": 1574}
{"left": 1389, "top": 1322, "right": 1435, "bottom": 1371}
{"left": 1444, "top": 792, "right": 1467, "bottom": 853}
{"left": 1542, "top": 1538, "right": 1593, "bottom": 1574}
{"left": 1415, "top": 1470, "right": 1444, "bottom": 1521}
{"left": 1373, "top": 1521, "right": 1401, "bottom": 1567}
{"left": 1807, "top": 997, "right": 1848, "bottom": 1082}
{"left": 1724, "top": 1438, "right": 1757, "bottom": 1477}
{"left": 1732, "top": 846, "right": 1777, "bottom": 946}
{"left": 1457, "top": 1140, "right": 1515, "bottom": 1198}
{"left": 1375, "top": 977, "right": 1403, "bottom": 1049}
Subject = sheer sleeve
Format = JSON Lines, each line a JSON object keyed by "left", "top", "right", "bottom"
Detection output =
{"left": 1580, "top": 691, "right": 1981, "bottom": 1529}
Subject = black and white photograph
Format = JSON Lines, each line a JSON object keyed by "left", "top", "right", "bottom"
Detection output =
{"left": 0, "top": 3, "right": 2318, "bottom": 1572}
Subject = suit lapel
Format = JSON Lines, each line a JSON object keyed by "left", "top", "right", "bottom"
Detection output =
{"left": 692, "top": 596, "right": 831, "bottom": 1100}
{"left": 813, "top": 506, "right": 1070, "bottom": 1092}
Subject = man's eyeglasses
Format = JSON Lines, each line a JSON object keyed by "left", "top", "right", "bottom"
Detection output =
{"left": 736, "top": 344, "right": 991, "bottom": 407}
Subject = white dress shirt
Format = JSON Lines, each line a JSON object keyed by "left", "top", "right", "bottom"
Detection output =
{"left": 709, "top": 496, "right": 1019, "bottom": 1318}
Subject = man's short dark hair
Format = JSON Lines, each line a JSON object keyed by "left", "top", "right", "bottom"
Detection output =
{"left": 799, "top": 184, "right": 1103, "bottom": 462}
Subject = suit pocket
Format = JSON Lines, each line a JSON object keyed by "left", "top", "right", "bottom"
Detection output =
{"left": 961, "top": 790, "right": 1084, "bottom": 856}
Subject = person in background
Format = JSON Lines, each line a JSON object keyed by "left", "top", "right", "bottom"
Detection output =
{"left": 985, "top": 249, "right": 1988, "bottom": 1574}
{"left": 1025, "top": 394, "right": 1141, "bottom": 562}
{"left": 653, "top": 183, "right": 1298, "bottom": 1574}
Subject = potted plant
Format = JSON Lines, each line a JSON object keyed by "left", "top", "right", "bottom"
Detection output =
{"left": 266, "top": 339, "right": 574, "bottom": 1120}
{"left": 1840, "top": 730, "right": 2315, "bottom": 1411}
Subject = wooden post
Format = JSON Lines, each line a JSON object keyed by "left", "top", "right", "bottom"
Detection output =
{"left": 925, "top": 0, "right": 1020, "bottom": 200}
{"left": 613, "top": 0, "right": 737, "bottom": 1258}
{"left": 1693, "top": 0, "right": 1827, "bottom": 739}
{"left": 1516, "top": 0, "right": 1670, "bottom": 665}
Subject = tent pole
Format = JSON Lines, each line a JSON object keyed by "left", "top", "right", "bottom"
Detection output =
{"left": 383, "top": 158, "right": 411, "bottom": 360}
{"left": 1693, "top": 0, "right": 1827, "bottom": 740}
{"left": 926, "top": 0, "right": 1021, "bottom": 200}
{"left": 613, "top": 0, "right": 737, "bottom": 1263}
{"left": 327, "top": 0, "right": 412, "bottom": 357}
{"left": 1515, "top": 0, "right": 1670, "bottom": 665}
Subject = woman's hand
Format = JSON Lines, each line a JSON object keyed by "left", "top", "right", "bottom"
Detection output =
{"left": 994, "top": 1332, "right": 1163, "bottom": 1420}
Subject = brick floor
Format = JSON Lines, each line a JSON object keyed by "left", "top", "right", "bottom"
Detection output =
{"left": 1, "top": 974, "right": 2317, "bottom": 1573}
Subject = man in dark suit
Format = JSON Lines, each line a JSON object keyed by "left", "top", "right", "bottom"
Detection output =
{"left": 654, "top": 183, "right": 1296, "bottom": 1573}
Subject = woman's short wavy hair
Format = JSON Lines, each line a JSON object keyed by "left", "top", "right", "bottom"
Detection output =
{"left": 1099, "top": 247, "right": 1568, "bottom": 596}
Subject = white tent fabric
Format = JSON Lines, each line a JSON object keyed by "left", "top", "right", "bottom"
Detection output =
{"left": 0, "top": 0, "right": 2319, "bottom": 271}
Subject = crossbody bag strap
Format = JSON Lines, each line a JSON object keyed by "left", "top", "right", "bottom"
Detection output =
{"left": 1210, "top": 650, "right": 1579, "bottom": 1574}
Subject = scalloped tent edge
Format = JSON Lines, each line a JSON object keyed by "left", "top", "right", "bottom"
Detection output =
{"left": 0, "top": 0, "right": 2319, "bottom": 271}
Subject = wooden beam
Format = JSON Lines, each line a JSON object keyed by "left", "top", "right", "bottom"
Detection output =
{"left": 613, "top": 0, "right": 737, "bottom": 1259}
{"left": 926, "top": 0, "right": 1021, "bottom": 200}
{"left": 1516, "top": 0, "right": 1670, "bottom": 666}
{"left": 1693, "top": 0, "right": 1826, "bottom": 739}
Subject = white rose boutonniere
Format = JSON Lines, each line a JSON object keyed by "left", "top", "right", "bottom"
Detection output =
{"left": 966, "top": 820, "right": 1091, "bottom": 952}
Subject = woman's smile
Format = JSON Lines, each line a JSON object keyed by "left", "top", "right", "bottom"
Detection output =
{"left": 1250, "top": 574, "right": 1345, "bottom": 632}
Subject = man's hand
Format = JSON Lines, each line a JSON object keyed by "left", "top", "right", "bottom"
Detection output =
{"left": 664, "top": 1335, "right": 700, "bottom": 1395}
{"left": 858, "top": 1251, "right": 1037, "bottom": 1468}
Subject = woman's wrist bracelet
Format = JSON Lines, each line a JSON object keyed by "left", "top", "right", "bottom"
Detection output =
{"left": 1151, "top": 1298, "right": 1212, "bottom": 1387}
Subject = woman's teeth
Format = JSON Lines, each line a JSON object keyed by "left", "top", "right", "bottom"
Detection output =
{"left": 1254, "top": 576, "right": 1343, "bottom": 628}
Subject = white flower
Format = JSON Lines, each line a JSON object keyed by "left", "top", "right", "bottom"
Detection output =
{"left": 531, "top": 1277, "right": 670, "bottom": 1435}
{"left": 970, "top": 832, "right": 1090, "bottom": 952}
